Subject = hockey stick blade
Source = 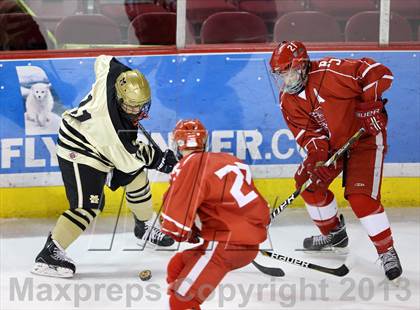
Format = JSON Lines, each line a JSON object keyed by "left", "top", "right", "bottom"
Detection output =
{"left": 311, "top": 263, "right": 349, "bottom": 277}
{"left": 261, "top": 250, "right": 349, "bottom": 277}
{"left": 251, "top": 261, "right": 285, "bottom": 277}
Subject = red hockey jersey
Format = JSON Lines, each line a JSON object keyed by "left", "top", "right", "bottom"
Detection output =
{"left": 280, "top": 57, "right": 393, "bottom": 152}
{"left": 161, "top": 152, "right": 270, "bottom": 245}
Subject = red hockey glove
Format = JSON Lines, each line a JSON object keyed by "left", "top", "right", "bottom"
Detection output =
{"left": 310, "top": 160, "right": 343, "bottom": 191}
{"left": 355, "top": 101, "right": 387, "bottom": 136}
{"left": 294, "top": 149, "right": 328, "bottom": 189}
{"left": 187, "top": 225, "right": 201, "bottom": 244}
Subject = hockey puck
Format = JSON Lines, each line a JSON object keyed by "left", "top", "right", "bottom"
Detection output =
{"left": 138, "top": 269, "right": 152, "bottom": 281}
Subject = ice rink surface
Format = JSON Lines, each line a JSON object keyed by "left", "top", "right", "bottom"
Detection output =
{"left": 1, "top": 208, "right": 419, "bottom": 310}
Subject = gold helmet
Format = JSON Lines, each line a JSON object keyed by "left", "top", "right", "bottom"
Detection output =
{"left": 115, "top": 69, "right": 151, "bottom": 121}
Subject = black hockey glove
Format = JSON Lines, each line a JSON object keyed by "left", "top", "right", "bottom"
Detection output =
{"left": 136, "top": 140, "right": 178, "bottom": 173}
{"left": 155, "top": 149, "right": 178, "bottom": 174}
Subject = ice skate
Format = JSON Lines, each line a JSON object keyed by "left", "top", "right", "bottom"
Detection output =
{"left": 379, "top": 246, "right": 402, "bottom": 282}
{"left": 134, "top": 216, "right": 174, "bottom": 247}
{"left": 297, "top": 214, "right": 348, "bottom": 254}
{"left": 31, "top": 233, "right": 75, "bottom": 278}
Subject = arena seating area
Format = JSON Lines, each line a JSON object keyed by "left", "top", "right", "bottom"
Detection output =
{"left": 1, "top": 0, "right": 419, "bottom": 50}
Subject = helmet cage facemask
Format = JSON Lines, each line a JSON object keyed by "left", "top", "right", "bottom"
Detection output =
{"left": 119, "top": 98, "right": 151, "bottom": 126}
{"left": 171, "top": 129, "right": 208, "bottom": 159}
{"left": 271, "top": 60, "right": 308, "bottom": 94}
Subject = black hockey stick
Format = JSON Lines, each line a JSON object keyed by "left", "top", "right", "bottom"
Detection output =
{"left": 270, "top": 127, "right": 365, "bottom": 220}
{"left": 137, "top": 121, "right": 162, "bottom": 151}
{"left": 252, "top": 261, "right": 285, "bottom": 277}
{"left": 138, "top": 121, "right": 178, "bottom": 165}
{"left": 253, "top": 128, "right": 364, "bottom": 277}
{"left": 260, "top": 250, "right": 349, "bottom": 277}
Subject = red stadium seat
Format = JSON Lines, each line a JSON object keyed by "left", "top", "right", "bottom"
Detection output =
{"left": 154, "top": 0, "right": 181, "bottom": 11}
{"left": 0, "top": 0, "right": 25, "bottom": 14}
{"left": 128, "top": 12, "right": 176, "bottom": 45}
{"left": 55, "top": 14, "right": 122, "bottom": 45}
{"left": 238, "top": 0, "right": 306, "bottom": 22}
{"left": 127, "top": 12, "right": 194, "bottom": 45}
{"left": 309, "top": 0, "right": 377, "bottom": 20}
{"left": 0, "top": 13, "right": 50, "bottom": 50}
{"left": 390, "top": 0, "right": 420, "bottom": 20}
{"left": 24, "top": 0, "right": 80, "bottom": 16}
{"left": 200, "top": 11, "right": 268, "bottom": 44}
{"left": 24, "top": 0, "right": 81, "bottom": 30}
{"left": 99, "top": 1, "right": 166, "bottom": 26}
{"left": 273, "top": 11, "right": 342, "bottom": 42}
{"left": 418, "top": 25, "right": 420, "bottom": 41}
{"left": 186, "top": 0, "right": 237, "bottom": 25}
{"left": 345, "top": 11, "right": 413, "bottom": 42}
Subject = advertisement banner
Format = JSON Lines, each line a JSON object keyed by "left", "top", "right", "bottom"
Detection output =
{"left": 0, "top": 51, "right": 419, "bottom": 187}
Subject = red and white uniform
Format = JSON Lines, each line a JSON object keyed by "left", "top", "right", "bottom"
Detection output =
{"left": 161, "top": 151, "right": 269, "bottom": 306}
{"left": 281, "top": 57, "right": 392, "bottom": 153}
{"left": 281, "top": 56, "right": 394, "bottom": 253}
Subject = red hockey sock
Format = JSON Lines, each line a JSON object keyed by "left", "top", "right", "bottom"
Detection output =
{"left": 301, "top": 189, "right": 331, "bottom": 206}
{"left": 302, "top": 190, "right": 340, "bottom": 235}
{"left": 314, "top": 216, "right": 340, "bottom": 235}
{"left": 370, "top": 228, "right": 393, "bottom": 254}
{"left": 167, "top": 252, "right": 185, "bottom": 285}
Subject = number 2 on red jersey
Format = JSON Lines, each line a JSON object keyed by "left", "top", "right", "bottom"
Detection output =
{"left": 214, "top": 162, "right": 258, "bottom": 208}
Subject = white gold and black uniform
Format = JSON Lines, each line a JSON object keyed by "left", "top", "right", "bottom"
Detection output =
{"left": 57, "top": 55, "right": 149, "bottom": 177}
{"left": 32, "top": 56, "right": 176, "bottom": 279}
{"left": 56, "top": 56, "right": 155, "bottom": 211}
{"left": 55, "top": 56, "right": 161, "bottom": 214}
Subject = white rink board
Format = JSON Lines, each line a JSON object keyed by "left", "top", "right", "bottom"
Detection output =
{"left": 1, "top": 163, "right": 418, "bottom": 187}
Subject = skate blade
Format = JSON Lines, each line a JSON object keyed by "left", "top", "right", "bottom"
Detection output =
{"left": 391, "top": 279, "right": 400, "bottom": 287}
{"left": 389, "top": 276, "right": 403, "bottom": 287}
{"left": 136, "top": 240, "right": 158, "bottom": 250}
{"left": 295, "top": 247, "right": 349, "bottom": 255}
{"left": 31, "top": 263, "right": 74, "bottom": 278}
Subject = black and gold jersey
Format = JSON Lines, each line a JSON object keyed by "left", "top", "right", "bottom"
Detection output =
{"left": 56, "top": 55, "right": 145, "bottom": 174}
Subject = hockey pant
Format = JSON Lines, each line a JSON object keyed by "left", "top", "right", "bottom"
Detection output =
{"left": 167, "top": 241, "right": 259, "bottom": 308}
{"left": 52, "top": 157, "right": 106, "bottom": 249}
{"left": 110, "top": 167, "right": 153, "bottom": 221}
{"left": 52, "top": 157, "right": 153, "bottom": 249}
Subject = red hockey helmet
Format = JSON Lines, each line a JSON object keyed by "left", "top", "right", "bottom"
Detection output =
{"left": 270, "top": 41, "right": 310, "bottom": 94}
{"left": 172, "top": 119, "right": 208, "bottom": 153}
